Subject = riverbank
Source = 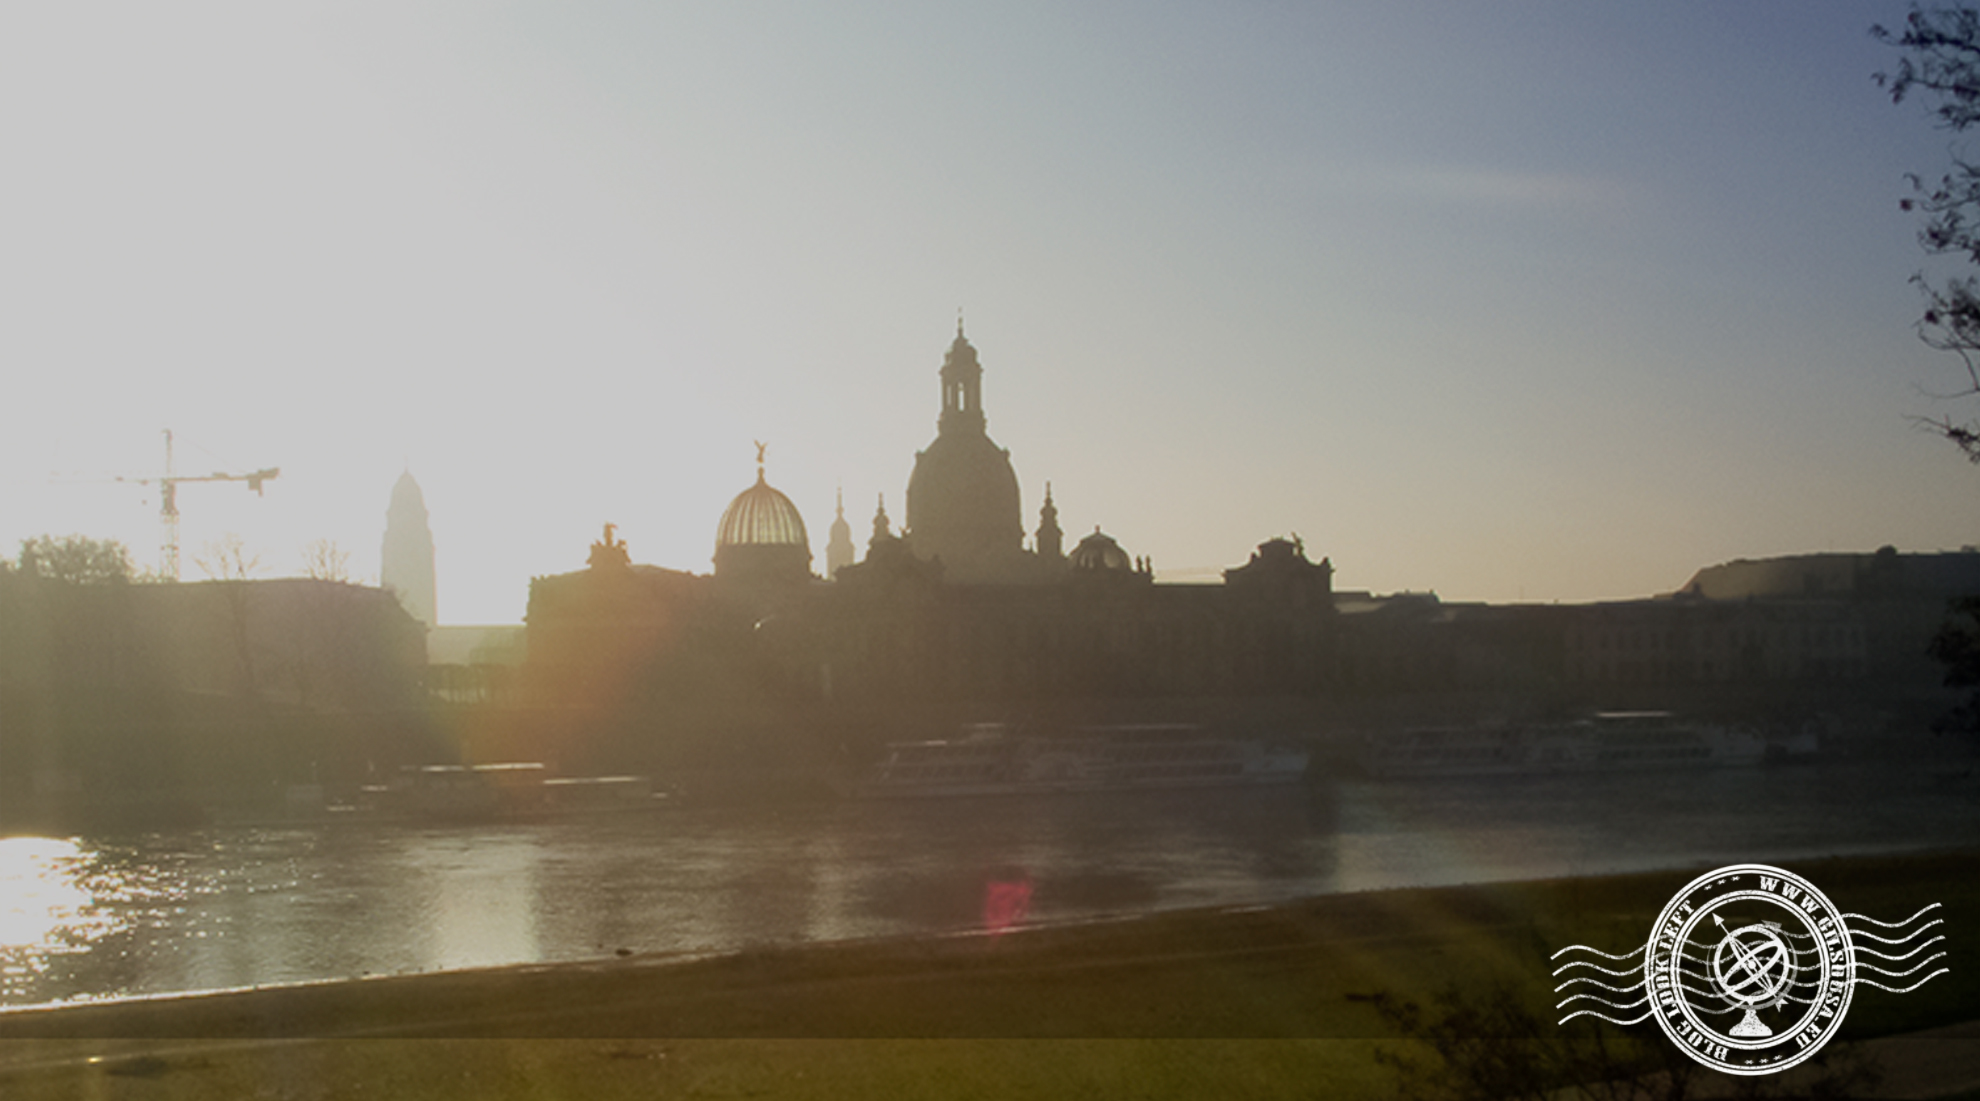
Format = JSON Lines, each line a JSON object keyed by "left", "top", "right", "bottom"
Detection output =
{"left": 0, "top": 848, "right": 1974, "bottom": 1097}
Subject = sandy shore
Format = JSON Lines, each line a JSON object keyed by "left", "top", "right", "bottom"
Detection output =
{"left": 0, "top": 849, "right": 1973, "bottom": 1097}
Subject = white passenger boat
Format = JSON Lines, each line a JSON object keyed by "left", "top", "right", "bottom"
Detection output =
{"left": 838, "top": 724, "right": 1310, "bottom": 798}
{"left": 1360, "top": 711, "right": 1765, "bottom": 778}
{"left": 362, "top": 763, "right": 657, "bottom": 821}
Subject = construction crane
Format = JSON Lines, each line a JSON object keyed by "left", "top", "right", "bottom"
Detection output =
{"left": 109, "top": 430, "right": 280, "bottom": 581}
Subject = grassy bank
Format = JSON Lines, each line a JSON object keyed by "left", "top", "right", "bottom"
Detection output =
{"left": 0, "top": 848, "right": 1973, "bottom": 1098}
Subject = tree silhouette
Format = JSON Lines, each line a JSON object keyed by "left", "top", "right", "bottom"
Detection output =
{"left": 14, "top": 535, "right": 134, "bottom": 585}
{"left": 194, "top": 533, "right": 262, "bottom": 581}
{"left": 301, "top": 538, "right": 351, "bottom": 583}
{"left": 1876, "top": 5, "right": 1980, "bottom": 459}
{"left": 1928, "top": 594, "right": 1980, "bottom": 736}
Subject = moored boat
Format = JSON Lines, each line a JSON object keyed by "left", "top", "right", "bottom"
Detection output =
{"left": 361, "top": 763, "right": 660, "bottom": 822}
{"left": 1360, "top": 711, "right": 1765, "bottom": 778}
{"left": 837, "top": 724, "right": 1311, "bottom": 798}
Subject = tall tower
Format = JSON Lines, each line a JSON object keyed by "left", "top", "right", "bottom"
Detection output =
{"left": 939, "top": 319, "right": 985, "bottom": 435}
{"left": 382, "top": 470, "right": 437, "bottom": 629}
{"left": 905, "top": 321, "right": 1027, "bottom": 582}
{"left": 826, "top": 488, "right": 855, "bottom": 579}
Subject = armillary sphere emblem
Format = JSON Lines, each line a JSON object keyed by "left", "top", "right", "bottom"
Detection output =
{"left": 1710, "top": 915, "right": 1793, "bottom": 1037}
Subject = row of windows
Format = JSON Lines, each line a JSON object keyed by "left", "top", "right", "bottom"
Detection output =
{"left": 878, "top": 763, "right": 1002, "bottom": 781}
{"left": 1114, "top": 762, "right": 1247, "bottom": 779}
{"left": 1103, "top": 745, "right": 1237, "bottom": 764}
{"left": 876, "top": 760, "right": 1250, "bottom": 782}
{"left": 1594, "top": 746, "right": 1715, "bottom": 762}
{"left": 1565, "top": 658, "right": 1868, "bottom": 682}
{"left": 1567, "top": 627, "right": 1863, "bottom": 652}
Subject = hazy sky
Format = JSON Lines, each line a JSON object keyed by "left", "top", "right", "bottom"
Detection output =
{"left": 2, "top": 2, "right": 1975, "bottom": 624}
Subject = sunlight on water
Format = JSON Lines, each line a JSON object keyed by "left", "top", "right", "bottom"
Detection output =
{"left": 0, "top": 837, "right": 119, "bottom": 1000}
{"left": 397, "top": 832, "right": 543, "bottom": 972}
{"left": 0, "top": 837, "right": 93, "bottom": 948}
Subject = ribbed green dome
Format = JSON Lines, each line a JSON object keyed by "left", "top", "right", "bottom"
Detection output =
{"left": 716, "top": 471, "right": 809, "bottom": 550}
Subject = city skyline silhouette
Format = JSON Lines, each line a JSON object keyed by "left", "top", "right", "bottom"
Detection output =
{"left": 0, "top": 3, "right": 1972, "bottom": 625}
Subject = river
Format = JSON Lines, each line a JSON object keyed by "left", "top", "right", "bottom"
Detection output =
{"left": 2, "top": 752, "right": 1975, "bottom": 1009}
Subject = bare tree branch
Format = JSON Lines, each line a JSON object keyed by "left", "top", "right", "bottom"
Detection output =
{"left": 301, "top": 538, "right": 351, "bottom": 583}
{"left": 195, "top": 534, "right": 263, "bottom": 582}
{"left": 1877, "top": 6, "right": 1980, "bottom": 458}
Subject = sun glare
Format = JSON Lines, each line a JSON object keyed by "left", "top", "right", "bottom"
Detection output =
{"left": 0, "top": 835, "right": 100, "bottom": 954}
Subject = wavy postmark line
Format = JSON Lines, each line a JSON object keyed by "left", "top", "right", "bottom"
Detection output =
{"left": 1552, "top": 959, "right": 1642, "bottom": 980}
{"left": 1842, "top": 903, "right": 1952, "bottom": 999}
{"left": 1843, "top": 904, "right": 1941, "bottom": 930}
{"left": 1550, "top": 943, "right": 1645, "bottom": 962}
{"left": 1557, "top": 990, "right": 1647, "bottom": 1012}
{"left": 1556, "top": 990, "right": 1648, "bottom": 1026}
{"left": 1851, "top": 921, "right": 1945, "bottom": 946}
{"left": 1560, "top": 1008, "right": 1654, "bottom": 1026}
{"left": 1854, "top": 969, "right": 1950, "bottom": 995}
{"left": 1856, "top": 951, "right": 1948, "bottom": 981}
{"left": 1856, "top": 936, "right": 1946, "bottom": 964}
{"left": 1555, "top": 972, "right": 1643, "bottom": 993}
{"left": 1555, "top": 989, "right": 1648, "bottom": 1027}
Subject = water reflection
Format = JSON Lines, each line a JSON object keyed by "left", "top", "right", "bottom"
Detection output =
{"left": 0, "top": 837, "right": 104, "bottom": 981}
{"left": 0, "top": 836, "right": 145, "bottom": 1002}
{"left": 0, "top": 838, "right": 96, "bottom": 949}
{"left": 1, "top": 756, "right": 1975, "bottom": 1009}
{"left": 394, "top": 830, "right": 543, "bottom": 973}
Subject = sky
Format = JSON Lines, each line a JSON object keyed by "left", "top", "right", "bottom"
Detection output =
{"left": 2, "top": 1, "right": 1976, "bottom": 624}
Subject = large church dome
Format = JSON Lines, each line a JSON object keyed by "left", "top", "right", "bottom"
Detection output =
{"left": 904, "top": 324, "right": 1030, "bottom": 582}
{"left": 906, "top": 431, "right": 1022, "bottom": 550}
